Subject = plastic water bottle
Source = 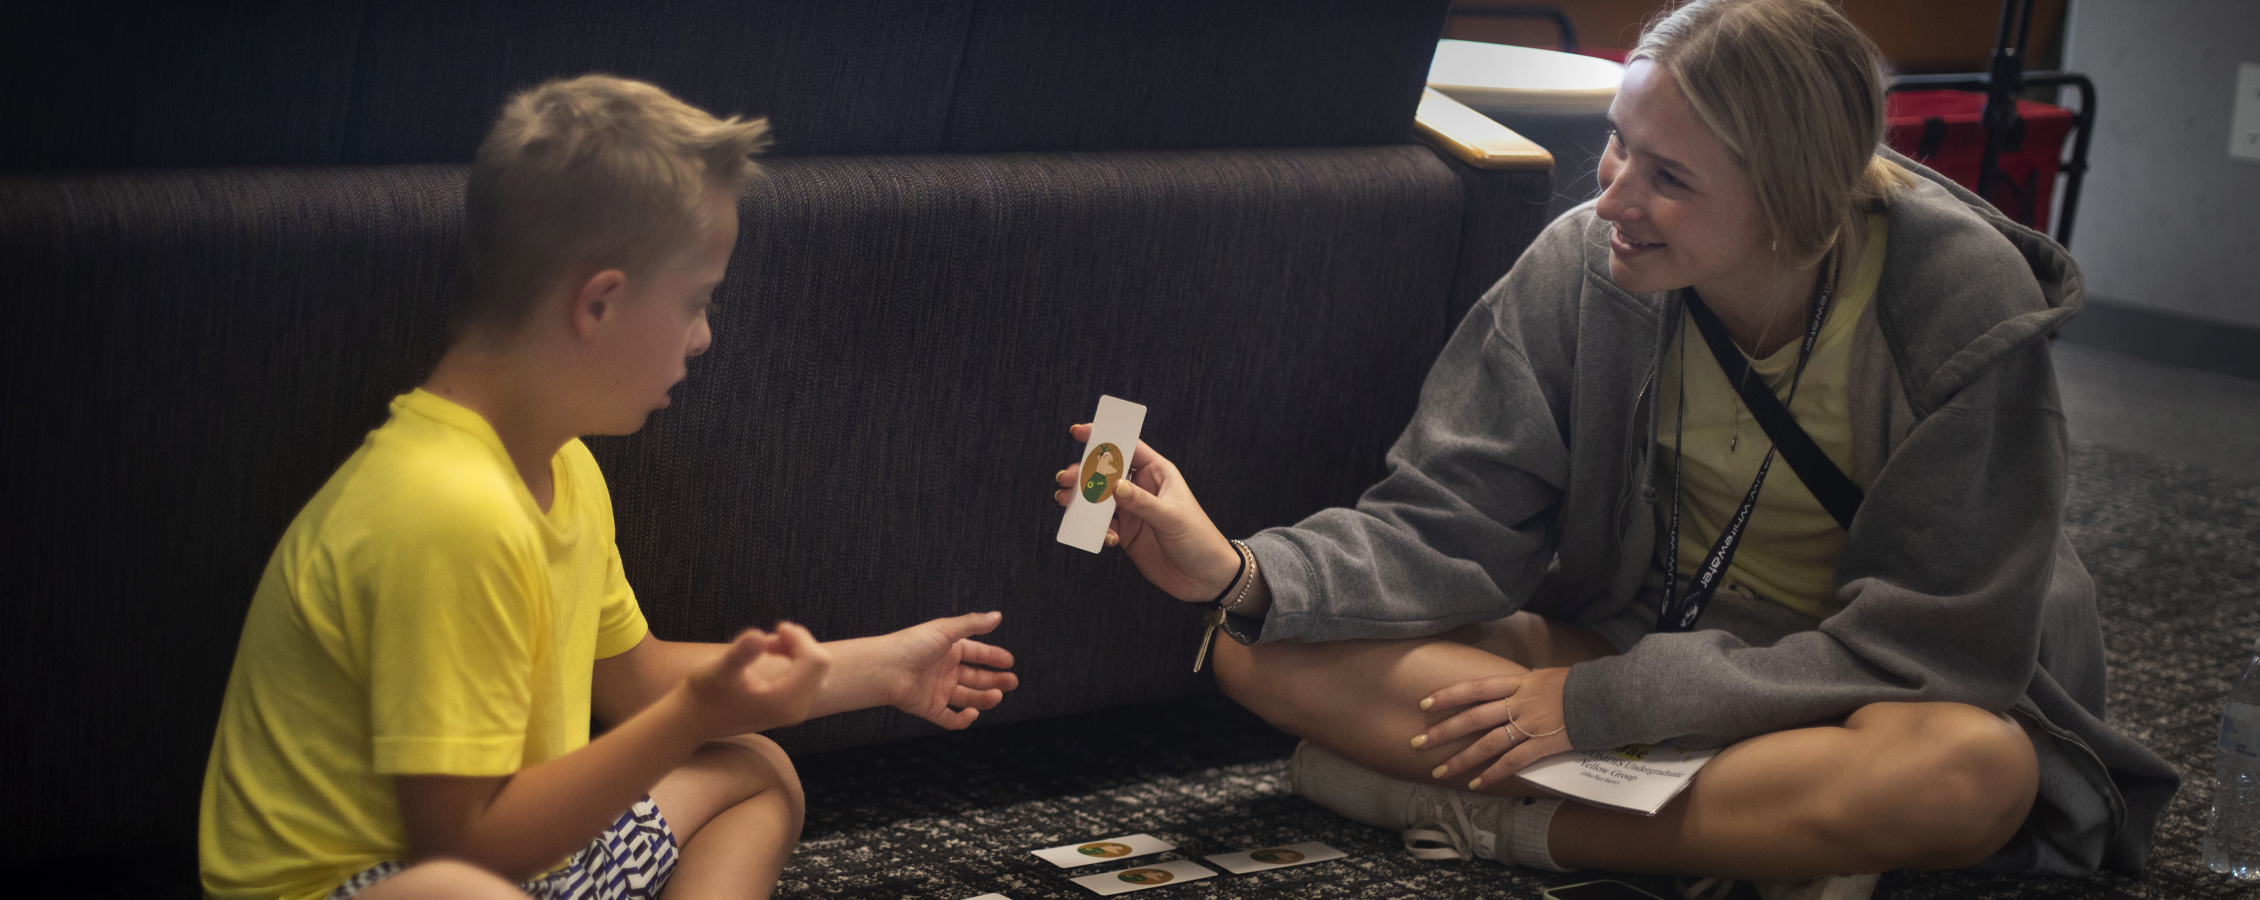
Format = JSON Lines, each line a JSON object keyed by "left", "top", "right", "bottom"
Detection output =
{"left": 2206, "top": 635, "right": 2260, "bottom": 879}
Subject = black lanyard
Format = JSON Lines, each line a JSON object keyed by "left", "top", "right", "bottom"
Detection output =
{"left": 1655, "top": 260, "right": 1834, "bottom": 633}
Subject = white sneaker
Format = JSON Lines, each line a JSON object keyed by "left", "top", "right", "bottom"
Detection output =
{"left": 1285, "top": 740, "right": 1560, "bottom": 867}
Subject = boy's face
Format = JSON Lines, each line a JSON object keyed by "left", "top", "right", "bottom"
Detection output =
{"left": 587, "top": 188, "right": 736, "bottom": 434}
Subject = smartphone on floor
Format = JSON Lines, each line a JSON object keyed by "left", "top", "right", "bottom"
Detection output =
{"left": 1541, "top": 880, "right": 1670, "bottom": 900}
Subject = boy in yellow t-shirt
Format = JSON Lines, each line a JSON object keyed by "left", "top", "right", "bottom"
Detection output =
{"left": 199, "top": 75, "right": 1020, "bottom": 900}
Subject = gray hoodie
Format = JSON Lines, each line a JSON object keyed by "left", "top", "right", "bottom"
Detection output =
{"left": 1240, "top": 152, "right": 2179, "bottom": 875}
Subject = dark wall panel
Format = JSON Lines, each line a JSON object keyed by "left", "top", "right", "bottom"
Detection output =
{"left": 1, "top": 1, "right": 1455, "bottom": 169}
{"left": 340, "top": 0, "right": 974, "bottom": 162}
{"left": 0, "top": 1, "right": 369, "bottom": 168}
{"left": 943, "top": 0, "right": 1450, "bottom": 152}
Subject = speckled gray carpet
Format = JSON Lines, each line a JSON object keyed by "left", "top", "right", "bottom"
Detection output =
{"left": 777, "top": 440, "right": 2260, "bottom": 900}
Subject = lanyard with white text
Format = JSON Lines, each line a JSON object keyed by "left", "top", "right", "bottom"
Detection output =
{"left": 1655, "top": 260, "right": 1834, "bottom": 633}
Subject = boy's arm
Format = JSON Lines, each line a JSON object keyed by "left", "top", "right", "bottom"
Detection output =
{"left": 397, "top": 625, "right": 828, "bottom": 880}
{"left": 592, "top": 611, "right": 1018, "bottom": 731}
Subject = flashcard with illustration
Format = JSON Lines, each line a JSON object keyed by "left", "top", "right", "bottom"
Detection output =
{"left": 1056, "top": 395, "right": 1148, "bottom": 553}
{"left": 1202, "top": 841, "right": 1348, "bottom": 874}
{"left": 1067, "top": 859, "right": 1218, "bottom": 896}
{"left": 1032, "top": 832, "right": 1177, "bottom": 868}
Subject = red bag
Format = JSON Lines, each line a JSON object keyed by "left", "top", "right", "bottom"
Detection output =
{"left": 1885, "top": 90, "right": 2075, "bottom": 231}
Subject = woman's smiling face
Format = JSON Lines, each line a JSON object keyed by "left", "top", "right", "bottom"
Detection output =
{"left": 1593, "top": 59, "right": 1775, "bottom": 297}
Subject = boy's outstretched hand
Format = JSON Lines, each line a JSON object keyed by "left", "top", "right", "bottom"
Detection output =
{"left": 683, "top": 623, "right": 833, "bottom": 738}
{"left": 880, "top": 611, "right": 1018, "bottom": 730}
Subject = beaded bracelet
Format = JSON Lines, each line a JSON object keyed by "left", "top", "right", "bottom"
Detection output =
{"left": 1220, "top": 540, "right": 1259, "bottom": 614}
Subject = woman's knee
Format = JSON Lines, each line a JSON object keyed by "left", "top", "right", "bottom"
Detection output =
{"left": 1210, "top": 638, "right": 1297, "bottom": 730}
{"left": 1209, "top": 638, "right": 1346, "bottom": 738}
{"left": 1831, "top": 703, "right": 2038, "bottom": 869}
{"left": 708, "top": 733, "right": 806, "bottom": 830}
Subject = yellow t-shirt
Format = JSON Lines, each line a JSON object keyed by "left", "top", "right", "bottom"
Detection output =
{"left": 1656, "top": 215, "right": 1887, "bottom": 619}
{"left": 199, "top": 389, "right": 650, "bottom": 900}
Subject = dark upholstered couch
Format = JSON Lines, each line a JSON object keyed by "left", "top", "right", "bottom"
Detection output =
{"left": 0, "top": 0, "right": 1555, "bottom": 874}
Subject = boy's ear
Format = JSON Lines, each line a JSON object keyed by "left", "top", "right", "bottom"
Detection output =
{"left": 570, "top": 269, "right": 629, "bottom": 340}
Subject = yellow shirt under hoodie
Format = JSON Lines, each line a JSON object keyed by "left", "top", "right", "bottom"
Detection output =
{"left": 1656, "top": 214, "right": 1887, "bottom": 619}
{"left": 199, "top": 389, "right": 650, "bottom": 900}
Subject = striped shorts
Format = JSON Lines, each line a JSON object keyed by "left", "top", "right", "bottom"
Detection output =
{"left": 328, "top": 796, "right": 679, "bottom": 900}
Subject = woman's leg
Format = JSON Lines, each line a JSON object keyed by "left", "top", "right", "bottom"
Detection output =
{"left": 1544, "top": 702, "right": 2037, "bottom": 880}
{"left": 1209, "top": 618, "right": 2040, "bottom": 880}
{"left": 648, "top": 734, "right": 806, "bottom": 900}
{"left": 1210, "top": 612, "right": 1613, "bottom": 791}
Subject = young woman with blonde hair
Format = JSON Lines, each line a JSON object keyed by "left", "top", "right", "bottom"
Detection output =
{"left": 1053, "top": 1, "right": 2176, "bottom": 896}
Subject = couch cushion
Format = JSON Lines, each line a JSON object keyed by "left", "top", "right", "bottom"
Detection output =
{"left": 0, "top": 146, "right": 1483, "bottom": 863}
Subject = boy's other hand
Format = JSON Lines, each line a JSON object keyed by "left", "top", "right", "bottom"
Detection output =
{"left": 886, "top": 611, "right": 1018, "bottom": 730}
{"left": 686, "top": 624, "right": 832, "bottom": 737}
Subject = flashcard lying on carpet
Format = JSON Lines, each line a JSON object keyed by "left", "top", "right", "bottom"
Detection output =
{"left": 1202, "top": 841, "right": 1347, "bottom": 874}
{"left": 1056, "top": 395, "right": 1147, "bottom": 553}
{"left": 1068, "top": 860, "right": 1218, "bottom": 896}
{"left": 1033, "top": 833, "right": 1176, "bottom": 868}
{"left": 961, "top": 894, "right": 1014, "bottom": 900}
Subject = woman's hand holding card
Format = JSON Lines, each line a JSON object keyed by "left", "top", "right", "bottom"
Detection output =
{"left": 1053, "top": 424, "right": 1240, "bottom": 603}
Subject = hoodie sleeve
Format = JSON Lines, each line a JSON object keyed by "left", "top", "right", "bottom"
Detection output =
{"left": 1243, "top": 217, "right": 1597, "bottom": 643}
{"left": 1562, "top": 332, "right": 2063, "bottom": 750}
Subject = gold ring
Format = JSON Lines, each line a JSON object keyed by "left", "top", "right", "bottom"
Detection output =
{"left": 1504, "top": 702, "right": 1566, "bottom": 739}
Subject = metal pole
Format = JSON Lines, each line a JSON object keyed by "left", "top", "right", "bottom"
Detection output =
{"left": 1977, "top": 0, "right": 2034, "bottom": 200}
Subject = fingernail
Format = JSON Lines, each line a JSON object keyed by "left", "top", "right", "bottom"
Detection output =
{"left": 1419, "top": 697, "right": 1434, "bottom": 711}
{"left": 1468, "top": 778, "right": 1484, "bottom": 790}
{"left": 1409, "top": 734, "right": 1427, "bottom": 748}
{"left": 1431, "top": 764, "right": 1448, "bottom": 779}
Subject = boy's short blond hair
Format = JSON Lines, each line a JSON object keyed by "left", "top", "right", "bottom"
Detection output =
{"left": 457, "top": 74, "right": 770, "bottom": 339}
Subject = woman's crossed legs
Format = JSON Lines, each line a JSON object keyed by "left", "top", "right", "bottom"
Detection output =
{"left": 1209, "top": 613, "right": 2039, "bottom": 882}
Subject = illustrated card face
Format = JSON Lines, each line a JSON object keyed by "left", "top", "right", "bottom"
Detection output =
{"left": 1202, "top": 841, "right": 1347, "bottom": 874}
{"left": 1066, "top": 859, "right": 1218, "bottom": 895}
{"left": 1056, "top": 395, "right": 1147, "bottom": 554}
{"left": 1032, "top": 833, "right": 1176, "bottom": 868}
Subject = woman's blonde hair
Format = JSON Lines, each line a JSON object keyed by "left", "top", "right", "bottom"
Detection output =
{"left": 1629, "top": 0, "right": 1914, "bottom": 269}
{"left": 457, "top": 74, "right": 771, "bottom": 339}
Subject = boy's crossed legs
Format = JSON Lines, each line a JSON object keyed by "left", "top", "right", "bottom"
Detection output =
{"left": 1212, "top": 613, "right": 2040, "bottom": 882}
{"left": 357, "top": 733, "right": 802, "bottom": 900}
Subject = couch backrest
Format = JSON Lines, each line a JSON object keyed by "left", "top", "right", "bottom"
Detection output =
{"left": 0, "top": 0, "right": 1450, "bottom": 167}
{"left": 0, "top": 145, "right": 1529, "bottom": 865}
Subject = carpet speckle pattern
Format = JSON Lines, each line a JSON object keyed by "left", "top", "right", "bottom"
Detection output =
{"left": 778, "top": 442, "right": 2260, "bottom": 899}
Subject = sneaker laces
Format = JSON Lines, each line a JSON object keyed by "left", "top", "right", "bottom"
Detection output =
{"left": 1401, "top": 789, "right": 1496, "bottom": 860}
